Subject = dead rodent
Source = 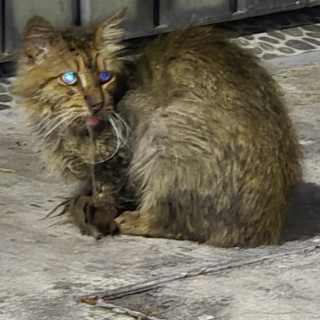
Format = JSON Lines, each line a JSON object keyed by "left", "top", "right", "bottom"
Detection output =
{"left": 13, "top": 9, "right": 301, "bottom": 247}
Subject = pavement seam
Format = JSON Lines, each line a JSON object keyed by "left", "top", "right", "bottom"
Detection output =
{"left": 86, "top": 243, "right": 318, "bottom": 301}
{"left": 74, "top": 243, "right": 318, "bottom": 319}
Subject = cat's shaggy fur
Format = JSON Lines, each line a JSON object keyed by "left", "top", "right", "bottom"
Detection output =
{"left": 13, "top": 9, "right": 301, "bottom": 246}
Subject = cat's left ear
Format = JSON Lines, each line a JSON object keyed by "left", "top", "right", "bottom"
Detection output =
{"left": 22, "top": 16, "right": 63, "bottom": 64}
{"left": 94, "top": 8, "right": 126, "bottom": 53}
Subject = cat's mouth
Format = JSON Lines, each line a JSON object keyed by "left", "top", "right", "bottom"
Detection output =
{"left": 86, "top": 116, "right": 100, "bottom": 127}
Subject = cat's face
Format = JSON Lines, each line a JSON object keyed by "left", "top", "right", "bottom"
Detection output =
{"left": 14, "top": 8, "right": 128, "bottom": 136}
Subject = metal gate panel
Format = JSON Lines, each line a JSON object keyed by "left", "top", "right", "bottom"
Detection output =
{"left": 0, "top": 0, "right": 3, "bottom": 53}
{"left": 158, "top": 0, "right": 232, "bottom": 32}
{"left": 80, "top": 0, "right": 155, "bottom": 38}
{"left": 157, "top": 0, "right": 319, "bottom": 32}
{"left": 4, "top": 0, "right": 76, "bottom": 53}
{"left": 2, "top": 0, "right": 320, "bottom": 54}
{"left": 243, "top": 0, "right": 309, "bottom": 16}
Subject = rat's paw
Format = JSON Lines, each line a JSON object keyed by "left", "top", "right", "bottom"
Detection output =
{"left": 68, "top": 195, "right": 118, "bottom": 239}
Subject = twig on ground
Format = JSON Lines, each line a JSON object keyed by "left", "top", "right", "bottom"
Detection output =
{"left": 0, "top": 167, "right": 16, "bottom": 173}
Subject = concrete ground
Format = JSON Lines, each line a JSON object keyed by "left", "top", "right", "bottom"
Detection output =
{"left": 1, "top": 11, "right": 320, "bottom": 320}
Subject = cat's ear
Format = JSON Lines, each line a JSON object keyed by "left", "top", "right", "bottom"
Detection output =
{"left": 22, "top": 16, "right": 63, "bottom": 64}
{"left": 94, "top": 8, "right": 126, "bottom": 53}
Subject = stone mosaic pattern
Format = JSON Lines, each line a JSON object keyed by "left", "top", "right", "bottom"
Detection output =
{"left": 232, "top": 23, "right": 320, "bottom": 60}
{"left": 0, "top": 61, "right": 15, "bottom": 110}
{"left": 0, "top": 78, "right": 12, "bottom": 111}
{"left": 221, "top": 6, "right": 320, "bottom": 59}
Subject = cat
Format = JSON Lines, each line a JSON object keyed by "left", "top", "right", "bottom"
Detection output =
{"left": 13, "top": 8, "right": 301, "bottom": 247}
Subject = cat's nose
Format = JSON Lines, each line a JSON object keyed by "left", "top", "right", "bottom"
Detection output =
{"left": 87, "top": 101, "right": 103, "bottom": 113}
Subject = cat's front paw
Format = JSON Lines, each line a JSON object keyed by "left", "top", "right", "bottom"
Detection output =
{"left": 115, "top": 210, "right": 163, "bottom": 237}
{"left": 115, "top": 210, "right": 144, "bottom": 235}
{"left": 68, "top": 195, "right": 118, "bottom": 239}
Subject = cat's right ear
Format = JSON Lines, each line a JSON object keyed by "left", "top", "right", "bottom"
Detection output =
{"left": 94, "top": 8, "right": 126, "bottom": 53}
{"left": 22, "top": 16, "right": 63, "bottom": 64}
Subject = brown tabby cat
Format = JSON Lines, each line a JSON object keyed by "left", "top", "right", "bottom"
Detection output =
{"left": 13, "top": 8, "right": 301, "bottom": 246}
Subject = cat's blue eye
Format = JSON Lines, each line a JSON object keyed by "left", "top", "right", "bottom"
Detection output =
{"left": 100, "top": 71, "right": 112, "bottom": 84}
{"left": 61, "top": 72, "right": 77, "bottom": 85}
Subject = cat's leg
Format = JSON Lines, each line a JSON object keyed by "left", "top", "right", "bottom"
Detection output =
{"left": 115, "top": 192, "right": 204, "bottom": 241}
{"left": 115, "top": 156, "right": 191, "bottom": 240}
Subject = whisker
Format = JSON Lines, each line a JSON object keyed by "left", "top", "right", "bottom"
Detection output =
{"left": 44, "top": 114, "right": 75, "bottom": 138}
{"left": 108, "top": 117, "right": 122, "bottom": 153}
{"left": 36, "top": 105, "right": 87, "bottom": 132}
{"left": 64, "top": 114, "right": 87, "bottom": 132}
{"left": 96, "top": 113, "right": 130, "bottom": 162}
{"left": 41, "top": 114, "right": 70, "bottom": 135}
{"left": 36, "top": 110, "right": 70, "bottom": 133}
{"left": 113, "top": 112, "right": 130, "bottom": 145}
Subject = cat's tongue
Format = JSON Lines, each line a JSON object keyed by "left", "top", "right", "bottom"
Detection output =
{"left": 86, "top": 116, "right": 100, "bottom": 127}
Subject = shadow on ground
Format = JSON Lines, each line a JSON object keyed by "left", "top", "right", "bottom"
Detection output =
{"left": 283, "top": 182, "right": 320, "bottom": 242}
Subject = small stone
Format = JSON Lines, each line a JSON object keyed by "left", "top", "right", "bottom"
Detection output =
{"left": 245, "top": 47, "right": 263, "bottom": 56}
{"left": 306, "top": 32, "right": 320, "bottom": 39}
{"left": 267, "top": 31, "right": 286, "bottom": 40}
{"left": 0, "top": 104, "right": 10, "bottom": 110}
{"left": 0, "top": 94, "right": 12, "bottom": 102}
{"left": 258, "top": 36, "right": 280, "bottom": 44}
{"left": 303, "top": 37, "right": 320, "bottom": 46}
{"left": 258, "top": 42, "right": 275, "bottom": 51}
{"left": 302, "top": 25, "right": 320, "bottom": 32}
{"left": 262, "top": 53, "right": 280, "bottom": 60}
{"left": 0, "top": 84, "right": 6, "bottom": 93}
{"left": 283, "top": 28, "right": 303, "bottom": 37}
{"left": 278, "top": 47, "right": 295, "bottom": 54}
{"left": 285, "top": 39, "right": 316, "bottom": 50}
{"left": 237, "top": 38, "right": 251, "bottom": 46}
